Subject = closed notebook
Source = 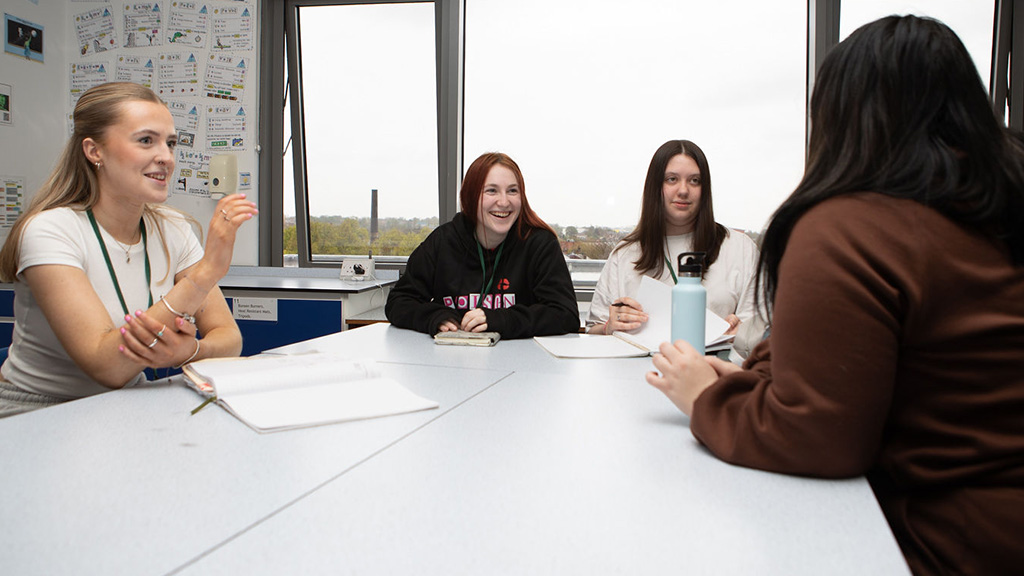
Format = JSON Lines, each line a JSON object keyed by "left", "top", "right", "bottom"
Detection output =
{"left": 434, "top": 330, "right": 501, "bottom": 347}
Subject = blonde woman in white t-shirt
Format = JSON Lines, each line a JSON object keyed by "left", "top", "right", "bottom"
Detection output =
{"left": 0, "top": 82, "right": 257, "bottom": 417}
{"left": 587, "top": 140, "right": 764, "bottom": 355}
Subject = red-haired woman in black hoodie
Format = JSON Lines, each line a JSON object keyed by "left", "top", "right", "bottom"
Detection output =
{"left": 386, "top": 152, "right": 579, "bottom": 339}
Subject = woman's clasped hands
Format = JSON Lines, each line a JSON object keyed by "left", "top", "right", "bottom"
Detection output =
{"left": 119, "top": 311, "right": 197, "bottom": 368}
{"left": 438, "top": 308, "right": 489, "bottom": 333}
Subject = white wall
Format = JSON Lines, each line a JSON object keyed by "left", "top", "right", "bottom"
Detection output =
{"left": 0, "top": 1, "right": 68, "bottom": 241}
{"left": 0, "top": 1, "right": 259, "bottom": 264}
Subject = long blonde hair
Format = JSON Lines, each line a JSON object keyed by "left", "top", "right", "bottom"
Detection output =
{"left": 0, "top": 82, "right": 196, "bottom": 282}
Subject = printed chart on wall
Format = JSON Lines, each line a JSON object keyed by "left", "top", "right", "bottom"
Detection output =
{"left": 67, "top": 2, "right": 258, "bottom": 200}
{"left": 0, "top": 83, "right": 11, "bottom": 126}
{"left": 0, "top": 176, "right": 24, "bottom": 235}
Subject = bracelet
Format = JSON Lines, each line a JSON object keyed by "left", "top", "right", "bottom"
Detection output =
{"left": 162, "top": 297, "right": 196, "bottom": 324}
{"left": 174, "top": 339, "right": 201, "bottom": 369}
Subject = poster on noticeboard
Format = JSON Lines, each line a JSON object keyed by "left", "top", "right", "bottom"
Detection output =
{"left": 0, "top": 83, "right": 11, "bottom": 126}
{"left": 5, "top": 14, "right": 44, "bottom": 63}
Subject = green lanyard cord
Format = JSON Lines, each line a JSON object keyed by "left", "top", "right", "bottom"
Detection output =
{"left": 87, "top": 209, "right": 153, "bottom": 316}
{"left": 476, "top": 240, "right": 505, "bottom": 298}
{"left": 664, "top": 255, "right": 678, "bottom": 284}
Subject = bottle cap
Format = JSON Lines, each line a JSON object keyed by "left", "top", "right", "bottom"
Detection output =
{"left": 677, "top": 251, "right": 706, "bottom": 277}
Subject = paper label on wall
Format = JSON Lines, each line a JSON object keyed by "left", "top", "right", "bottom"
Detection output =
{"left": 167, "top": 2, "right": 209, "bottom": 48}
{"left": 211, "top": 5, "right": 252, "bottom": 51}
{"left": 204, "top": 54, "right": 246, "bottom": 101}
{"left": 167, "top": 100, "right": 201, "bottom": 139}
{"left": 115, "top": 55, "right": 154, "bottom": 87}
{"left": 70, "top": 62, "right": 110, "bottom": 108}
{"left": 0, "top": 177, "right": 24, "bottom": 229}
{"left": 75, "top": 7, "right": 117, "bottom": 56}
{"left": 232, "top": 298, "right": 278, "bottom": 322}
{"left": 0, "top": 83, "right": 11, "bottom": 126}
{"left": 158, "top": 52, "right": 200, "bottom": 98}
{"left": 206, "top": 104, "right": 246, "bottom": 149}
{"left": 173, "top": 148, "right": 211, "bottom": 197}
{"left": 122, "top": 3, "right": 163, "bottom": 48}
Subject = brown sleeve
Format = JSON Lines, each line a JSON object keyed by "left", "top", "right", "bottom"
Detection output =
{"left": 690, "top": 197, "right": 917, "bottom": 478}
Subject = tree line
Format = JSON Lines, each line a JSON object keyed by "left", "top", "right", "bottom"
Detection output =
{"left": 283, "top": 216, "right": 631, "bottom": 259}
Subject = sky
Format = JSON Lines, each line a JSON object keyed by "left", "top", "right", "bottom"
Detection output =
{"left": 287, "top": 0, "right": 994, "bottom": 234}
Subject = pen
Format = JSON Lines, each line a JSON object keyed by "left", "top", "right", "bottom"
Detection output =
{"left": 191, "top": 396, "right": 216, "bottom": 415}
{"left": 612, "top": 302, "right": 628, "bottom": 307}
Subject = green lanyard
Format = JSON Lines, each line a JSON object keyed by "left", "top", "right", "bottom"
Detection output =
{"left": 87, "top": 209, "right": 153, "bottom": 316}
{"left": 664, "top": 255, "right": 678, "bottom": 283}
{"left": 476, "top": 240, "right": 505, "bottom": 297}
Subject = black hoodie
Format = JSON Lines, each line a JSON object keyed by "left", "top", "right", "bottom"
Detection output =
{"left": 385, "top": 213, "right": 579, "bottom": 339}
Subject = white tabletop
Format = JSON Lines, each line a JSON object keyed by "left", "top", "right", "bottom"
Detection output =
{"left": 179, "top": 369, "right": 908, "bottom": 575}
{"left": 0, "top": 360, "right": 507, "bottom": 576}
{"left": 0, "top": 323, "right": 910, "bottom": 575}
{"left": 273, "top": 322, "right": 656, "bottom": 381}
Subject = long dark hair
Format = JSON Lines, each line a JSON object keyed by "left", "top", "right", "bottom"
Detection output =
{"left": 619, "top": 139, "right": 727, "bottom": 277}
{"left": 757, "top": 15, "right": 1024, "bottom": 314}
{"left": 459, "top": 152, "right": 555, "bottom": 240}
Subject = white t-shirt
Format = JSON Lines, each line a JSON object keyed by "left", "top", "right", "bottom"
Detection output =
{"left": 588, "top": 229, "right": 763, "bottom": 352}
{"left": 2, "top": 206, "right": 204, "bottom": 399}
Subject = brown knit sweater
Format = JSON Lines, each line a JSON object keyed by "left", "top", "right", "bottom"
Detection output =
{"left": 692, "top": 193, "right": 1024, "bottom": 575}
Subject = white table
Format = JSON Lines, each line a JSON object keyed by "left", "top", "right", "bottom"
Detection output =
{"left": 0, "top": 324, "right": 910, "bottom": 575}
{"left": 0, "top": 359, "right": 506, "bottom": 575}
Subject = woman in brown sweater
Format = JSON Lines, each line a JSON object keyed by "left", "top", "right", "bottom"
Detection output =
{"left": 646, "top": 16, "right": 1024, "bottom": 576}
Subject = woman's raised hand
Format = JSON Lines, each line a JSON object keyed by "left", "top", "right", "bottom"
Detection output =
{"left": 193, "top": 194, "right": 258, "bottom": 287}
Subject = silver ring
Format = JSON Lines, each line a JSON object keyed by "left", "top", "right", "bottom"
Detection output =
{"left": 156, "top": 325, "right": 166, "bottom": 338}
{"left": 147, "top": 338, "right": 159, "bottom": 349}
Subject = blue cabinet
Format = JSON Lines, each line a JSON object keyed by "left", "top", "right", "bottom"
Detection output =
{"left": 224, "top": 297, "right": 343, "bottom": 356}
{"left": 0, "top": 289, "right": 13, "bottom": 348}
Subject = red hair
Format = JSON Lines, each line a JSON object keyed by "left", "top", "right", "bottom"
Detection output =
{"left": 459, "top": 152, "right": 555, "bottom": 240}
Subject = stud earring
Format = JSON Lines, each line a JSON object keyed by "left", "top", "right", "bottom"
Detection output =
{"left": 95, "top": 162, "right": 102, "bottom": 169}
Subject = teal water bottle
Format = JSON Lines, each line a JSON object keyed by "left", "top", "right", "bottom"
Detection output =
{"left": 671, "top": 252, "right": 706, "bottom": 355}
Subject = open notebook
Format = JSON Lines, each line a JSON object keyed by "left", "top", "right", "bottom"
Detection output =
{"left": 534, "top": 275, "right": 734, "bottom": 358}
{"left": 182, "top": 353, "right": 439, "bottom": 432}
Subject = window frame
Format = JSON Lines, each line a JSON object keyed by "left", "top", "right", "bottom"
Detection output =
{"left": 262, "top": 0, "right": 463, "bottom": 267}
{"left": 261, "top": 0, "right": 1014, "bottom": 269}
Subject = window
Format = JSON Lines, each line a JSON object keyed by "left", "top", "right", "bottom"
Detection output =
{"left": 271, "top": 1, "right": 1003, "bottom": 269}
{"left": 840, "top": 1, "right": 993, "bottom": 91}
{"left": 286, "top": 1, "right": 439, "bottom": 263}
{"left": 464, "top": 0, "right": 807, "bottom": 260}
